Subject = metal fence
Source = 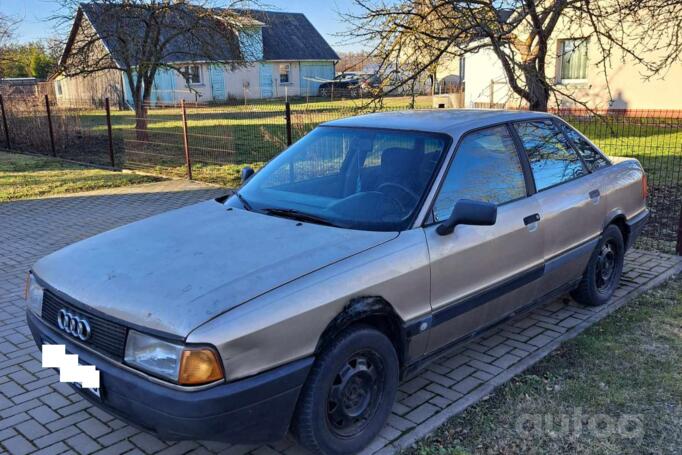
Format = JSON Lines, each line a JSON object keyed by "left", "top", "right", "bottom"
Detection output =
{"left": 0, "top": 95, "right": 680, "bottom": 255}
{"left": 0, "top": 95, "right": 115, "bottom": 168}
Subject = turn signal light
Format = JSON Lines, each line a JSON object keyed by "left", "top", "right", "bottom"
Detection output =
{"left": 641, "top": 174, "right": 649, "bottom": 200}
{"left": 178, "top": 348, "right": 224, "bottom": 385}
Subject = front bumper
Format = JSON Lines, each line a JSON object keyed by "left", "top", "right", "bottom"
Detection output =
{"left": 27, "top": 310, "right": 313, "bottom": 443}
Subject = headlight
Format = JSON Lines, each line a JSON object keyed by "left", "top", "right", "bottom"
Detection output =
{"left": 25, "top": 273, "right": 44, "bottom": 315}
{"left": 124, "top": 330, "right": 223, "bottom": 385}
{"left": 124, "top": 330, "right": 184, "bottom": 382}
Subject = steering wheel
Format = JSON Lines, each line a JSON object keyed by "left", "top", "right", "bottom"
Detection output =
{"left": 377, "top": 182, "right": 420, "bottom": 211}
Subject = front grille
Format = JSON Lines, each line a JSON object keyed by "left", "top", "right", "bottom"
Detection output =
{"left": 41, "top": 290, "right": 127, "bottom": 360}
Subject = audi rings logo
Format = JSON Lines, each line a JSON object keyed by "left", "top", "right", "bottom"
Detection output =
{"left": 57, "top": 309, "right": 92, "bottom": 341}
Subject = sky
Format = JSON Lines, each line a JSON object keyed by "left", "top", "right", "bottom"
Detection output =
{"left": 1, "top": 0, "right": 365, "bottom": 51}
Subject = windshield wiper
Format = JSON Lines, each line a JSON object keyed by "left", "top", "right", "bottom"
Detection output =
{"left": 234, "top": 192, "right": 253, "bottom": 211}
{"left": 261, "top": 208, "right": 339, "bottom": 227}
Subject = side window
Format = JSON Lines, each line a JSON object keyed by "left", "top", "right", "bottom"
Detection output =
{"left": 279, "top": 64, "right": 290, "bottom": 84}
{"left": 514, "top": 120, "right": 587, "bottom": 191}
{"left": 558, "top": 122, "right": 610, "bottom": 171}
{"left": 180, "top": 65, "right": 201, "bottom": 85}
{"left": 433, "top": 126, "right": 526, "bottom": 222}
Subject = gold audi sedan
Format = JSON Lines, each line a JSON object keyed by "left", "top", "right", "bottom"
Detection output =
{"left": 27, "top": 110, "right": 649, "bottom": 454}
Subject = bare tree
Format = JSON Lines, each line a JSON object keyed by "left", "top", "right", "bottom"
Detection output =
{"left": 55, "top": 0, "right": 260, "bottom": 137}
{"left": 0, "top": 12, "right": 18, "bottom": 79}
{"left": 345, "top": 0, "right": 682, "bottom": 111}
{"left": 337, "top": 50, "right": 380, "bottom": 73}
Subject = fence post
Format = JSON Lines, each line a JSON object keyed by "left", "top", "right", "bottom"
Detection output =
{"left": 675, "top": 211, "right": 682, "bottom": 256}
{"left": 45, "top": 94, "right": 56, "bottom": 157}
{"left": 0, "top": 95, "right": 10, "bottom": 150}
{"left": 285, "top": 101, "right": 292, "bottom": 146}
{"left": 105, "top": 98, "right": 116, "bottom": 168}
{"left": 489, "top": 80, "right": 494, "bottom": 108}
{"left": 180, "top": 100, "right": 192, "bottom": 180}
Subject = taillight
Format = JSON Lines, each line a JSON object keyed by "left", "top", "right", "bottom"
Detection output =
{"left": 641, "top": 174, "right": 649, "bottom": 200}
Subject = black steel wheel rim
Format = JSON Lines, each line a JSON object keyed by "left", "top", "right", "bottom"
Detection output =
{"left": 326, "top": 349, "right": 385, "bottom": 438}
{"left": 596, "top": 240, "right": 618, "bottom": 291}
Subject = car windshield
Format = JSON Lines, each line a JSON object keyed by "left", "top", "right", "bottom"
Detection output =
{"left": 235, "top": 126, "right": 451, "bottom": 231}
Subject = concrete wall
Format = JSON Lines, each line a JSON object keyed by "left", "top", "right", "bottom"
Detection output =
{"left": 164, "top": 62, "right": 305, "bottom": 102}
{"left": 463, "top": 48, "right": 517, "bottom": 108}
{"left": 269, "top": 62, "right": 302, "bottom": 98}
{"left": 124, "top": 60, "right": 336, "bottom": 105}
{"left": 459, "top": 17, "right": 682, "bottom": 110}
{"left": 435, "top": 55, "right": 463, "bottom": 93}
{"left": 545, "top": 31, "right": 682, "bottom": 109}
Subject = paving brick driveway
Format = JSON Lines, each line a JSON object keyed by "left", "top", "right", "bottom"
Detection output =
{"left": 1, "top": 180, "right": 681, "bottom": 455}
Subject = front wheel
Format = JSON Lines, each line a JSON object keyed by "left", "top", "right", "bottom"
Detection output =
{"left": 292, "top": 325, "right": 399, "bottom": 455}
{"left": 571, "top": 224, "right": 625, "bottom": 306}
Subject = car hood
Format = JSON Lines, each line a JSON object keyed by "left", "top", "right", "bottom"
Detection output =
{"left": 33, "top": 200, "right": 397, "bottom": 337}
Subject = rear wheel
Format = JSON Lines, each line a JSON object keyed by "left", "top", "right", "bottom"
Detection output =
{"left": 292, "top": 325, "right": 398, "bottom": 455}
{"left": 571, "top": 224, "right": 625, "bottom": 306}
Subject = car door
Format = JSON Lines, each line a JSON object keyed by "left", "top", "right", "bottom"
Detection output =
{"left": 512, "top": 119, "right": 607, "bottom": 296}
{"left": 424, "top": 125, "right": 545, "bottom": 353}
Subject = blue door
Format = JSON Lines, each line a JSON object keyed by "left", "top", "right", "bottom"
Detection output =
{"left": 260, "top": 63, "right": 273, "bottom": 98}
{"left": 209, "top": 66, "right": 227, "bottom": 101}
{"left": 152, "top": 69, "right": 176, "bottom": 105}
{"left": 122, "top": 74, "right": 134, "bottom": 109}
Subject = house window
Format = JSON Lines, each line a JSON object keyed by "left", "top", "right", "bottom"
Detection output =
{"left": 559, "top": 39, "right": 588, "bottom": 82}
{"left": 279, "top": 64, "right": 291, "bottom": 84}
{"left": 180, "top": 65, "right": 202, "bottom": 85}
{"left": 55, "top": 80, "right": 63, "bottom": 96}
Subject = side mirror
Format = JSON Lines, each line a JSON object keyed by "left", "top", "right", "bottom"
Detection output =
{"left": 240, "top": 166, "right": 255, "bottom": 183}
{"left": 436, "top": 199, "right": 497, "bottom": 236}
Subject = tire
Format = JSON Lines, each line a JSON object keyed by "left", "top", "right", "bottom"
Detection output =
{"left": 571, "top": 224, "right": 625, "bottom": 306}
{"left": 292, "top": 325, "right": 399, "bottom": 455}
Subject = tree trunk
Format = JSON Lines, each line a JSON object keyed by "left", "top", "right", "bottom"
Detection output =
{"left": 528, "top": 93, "right": 548, "bottom": 111}
{"left": 524, "top": 69, "right": 550, "bottom": 112}
{"left": 134, "top": 101, "right": 149, "bottom": 142}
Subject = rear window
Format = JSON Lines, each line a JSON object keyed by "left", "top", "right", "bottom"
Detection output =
{"left": 514, "top": 120, "right": 587, "bottom": 191}
{"left": 558, "top": 122, "right": 611, "bottom": 171}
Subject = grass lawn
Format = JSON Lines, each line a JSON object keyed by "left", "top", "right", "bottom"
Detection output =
{"left": 0, "top": 151, "right": 162, "bottom": 202}
{"left": 409, "top": 276, "right": 682, "bottom": 455}
{"left": 137, "top": 160, "right": 263, "bottom": 188}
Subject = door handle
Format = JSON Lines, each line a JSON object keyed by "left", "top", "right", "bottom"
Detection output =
{"left": 589, "top": 189, "right": 601, "bottom": 204}
{"left": 523, "top": 213, "right": 541, "bottom": 225}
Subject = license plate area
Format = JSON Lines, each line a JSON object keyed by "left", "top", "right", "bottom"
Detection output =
{"left": 73, "top": 380, "right": 101, "bottom": 399}
{"left": 72, "top": 355, "right": 102, "bottom": 400}
{"left": 42, "top": 341, "right": 102, "bottom": 399}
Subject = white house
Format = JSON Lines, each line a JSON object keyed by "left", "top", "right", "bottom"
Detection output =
{"left": 432, "top": 10, "right": 682, "bottom": 110}
{"left": 54, "top": 6, "right": 339, "bottom": 107}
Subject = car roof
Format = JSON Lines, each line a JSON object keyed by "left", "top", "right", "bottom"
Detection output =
{"left": 322, "top": 109, "right": 555, "bottom": 136}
